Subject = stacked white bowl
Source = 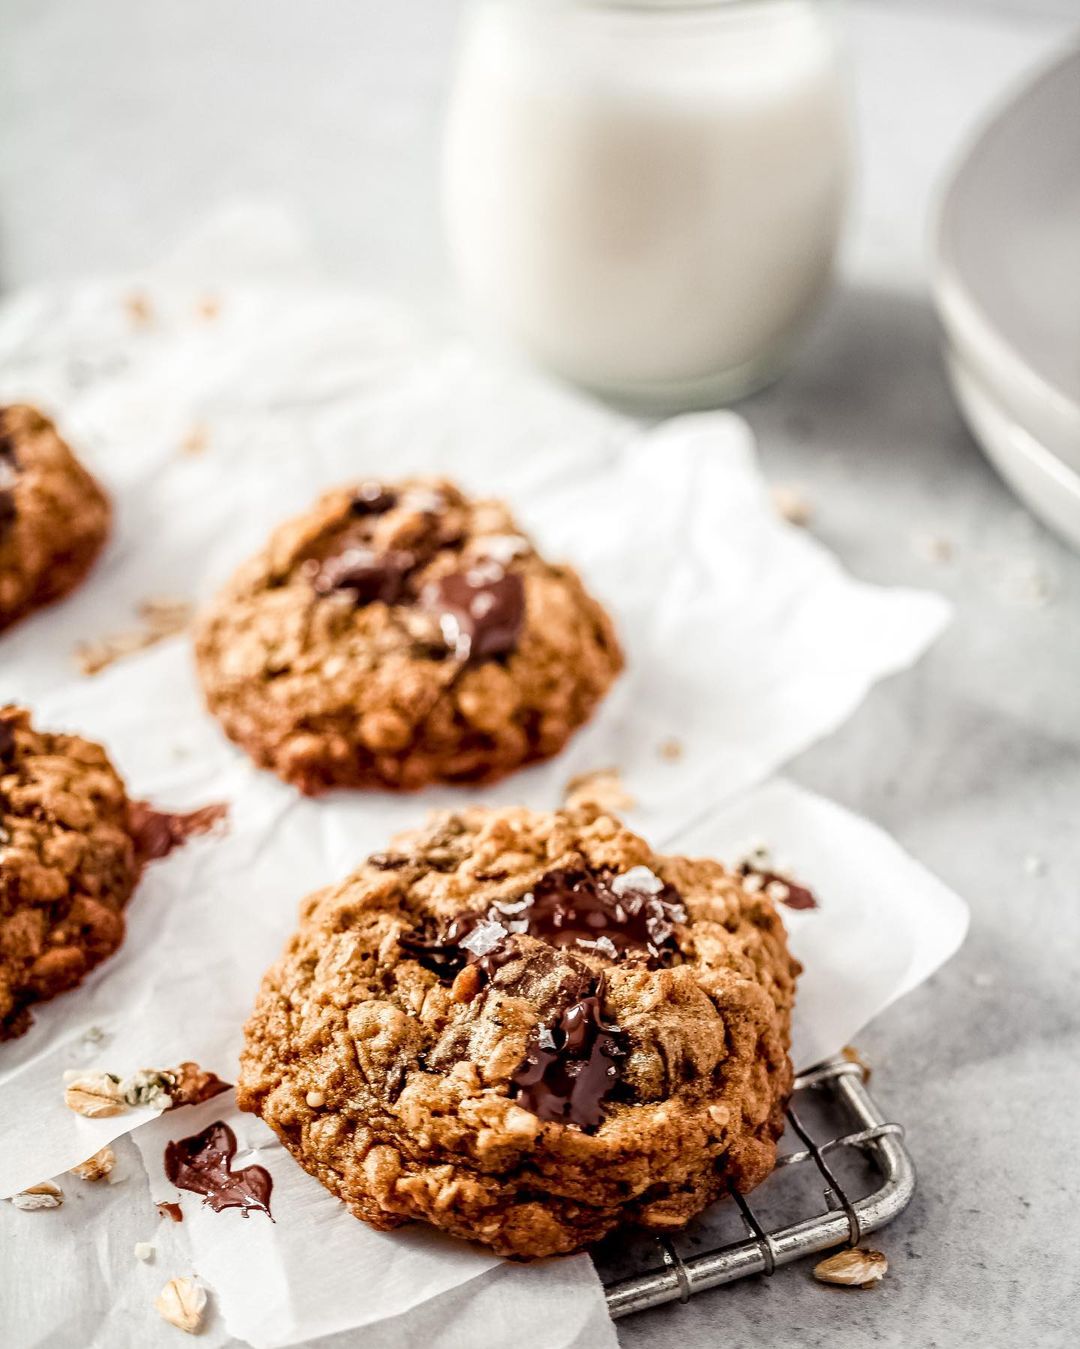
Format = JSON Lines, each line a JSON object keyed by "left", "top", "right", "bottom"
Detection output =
{"left": 932, "top": 48, "right": 1080, "bottom": 550}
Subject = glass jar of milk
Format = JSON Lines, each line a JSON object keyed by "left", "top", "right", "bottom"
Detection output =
{"left": 444, "top": 0, "right": 850, "bottom": 410}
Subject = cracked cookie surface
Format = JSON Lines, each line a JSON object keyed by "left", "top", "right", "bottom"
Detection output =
{"left": 0, "top": 707, "right": 138, "bottom": 1039}
{"left": 237, "top": 804, "right": 799, "bottom": 1258}
{"left": 0, "top": 405, "right": 111, "bottom": 632}
{"left": 193, "top": 479, "right": 623, "bottom": 794}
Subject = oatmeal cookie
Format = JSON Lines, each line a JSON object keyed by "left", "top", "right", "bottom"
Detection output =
{"left": 0, "top": 706, "right": 138, "bottom": 1039}
{"left": 0, "top": 405, "right": 110, "bottom": 632}
{"left": 193, "top": 479, "right": 622, "bottom": 793}
{"left": 238, "top": 804, "right": 799, "bottom": 1258}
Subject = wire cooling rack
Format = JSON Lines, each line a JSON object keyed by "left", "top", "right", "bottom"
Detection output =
{"left": 597, "top": 1055, "right": 915, "bottom": 1317}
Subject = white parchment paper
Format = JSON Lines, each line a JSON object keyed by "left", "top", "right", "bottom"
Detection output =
{"left": 0, "top": 207, "right": 965, "bottom": 1349}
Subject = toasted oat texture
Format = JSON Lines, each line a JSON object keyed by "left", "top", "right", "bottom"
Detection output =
{"left": 0, "top": 707, "right": 138, "bottom": 1039}
{"left": 193, "top": 480, "right": 622, "bottom": 794}
{"left": 238, "top": 805, "right": 798, "bottom": 1258}
{"left": 0, "top": 405, "right": 110, "bottom": 632}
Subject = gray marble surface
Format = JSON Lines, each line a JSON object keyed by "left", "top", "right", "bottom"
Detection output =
{"left": 2, "top": 2, "right": 1078, "bottom": 1346}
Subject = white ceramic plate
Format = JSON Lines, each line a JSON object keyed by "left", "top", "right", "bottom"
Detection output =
{"left": 932, "top": 46, "right": 1080, "bottom": 490}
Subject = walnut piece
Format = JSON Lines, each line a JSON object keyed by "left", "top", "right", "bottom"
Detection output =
{"left": 63, "top": 1071, "right": 126, "bottom": 1118}
{"left": 70, "top": 1146, "right": 116, "bottom": 1181}
{"left": 154, "top": 1277, "right": 207, "bottom": 1334}
{"left": 9, "top": 1181, "right": 63, "bottom": 1211}
{"left": 563, "top": 767, "right": 636, "bottom": 814}
{"left": 814, "top": 1247, "right": 888, "bottom": 1288}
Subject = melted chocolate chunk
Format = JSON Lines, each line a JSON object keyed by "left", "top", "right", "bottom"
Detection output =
{"left": 309, "top": 546, "right": 416, "bottom": 604}
{"left": 492, "top": 865, "right": 686, "bottom": 966}
{"left": 512, "top": 987, "right": 628, "bottom": 1131}
{"left": 350, "top": 481, "right": 397, "bottom": 516}
{"left": 738, "top": 862, "right": 819, "bottom": 911}
{"left": 128, "top": 801, "right": 229, "bottom": 865}
{"left": 420, "top": 562, "right": 524, "bottom": 663}
{"left": 164, "top": 1120, "right": 273, "bottom": 1218}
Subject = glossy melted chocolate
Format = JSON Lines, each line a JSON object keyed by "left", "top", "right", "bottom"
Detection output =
{"left": 128, "top": 801, "right": 229, "bottom": 866}
{"left": 511, "top": 987, "right": 629, "bottom": 1131}
{"left": 419, "top": 562, "right": 525, "bottom": 663}
{"left": 164, "top": 1120, "right": 273, "bottom": 1218}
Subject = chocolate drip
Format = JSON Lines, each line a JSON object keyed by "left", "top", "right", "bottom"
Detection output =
{"left": 128, "top": 801, "right": 229, "bottom": 865}
{"left": 511, "top": 987, "right": 628, "bottom": 1131}
{"left": 164, "top": 1120, "right": 273, "bottom": 1218}
{"left": 420, "top": 563, "right": 524, "bottom": 663}
{"left": 492, "top": 866, "right": 685, "bottom": 966}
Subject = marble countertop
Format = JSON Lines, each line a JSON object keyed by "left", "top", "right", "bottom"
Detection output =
{"left": 2, "top": 2, "right": 1078, "bottom": 1346}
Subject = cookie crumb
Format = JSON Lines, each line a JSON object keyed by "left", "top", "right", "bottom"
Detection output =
{"left": 125, "top": 292, "right": 154, "bottom": 327}
{"left": 657, "top": 737, "right": 683, "bottom": 762}
{"left": 814, "top": 1247, "right": 888, "bottom": 1288}
{"left": 564, "top": 768, "right": 636, "bottom": 814}
{"left": 841, "top": 1046, "right": 871, "bottom": 1081}
{"left": 179, "top": 424, "right": 209, "bottom": 457}
{"left": 75, "top": 598, "right": 194, "bottom": 675}
{"left": 912, "top": 532, "right": 953, "bottom": 564}
{"left": 771, "top": 483, "right": 814, "bottom": 527}
{"left": 134, "top": 1242, "right": 155, "bottom": 1262}
{"left": 195, "top": 295, "right": 221, "bottom": 321}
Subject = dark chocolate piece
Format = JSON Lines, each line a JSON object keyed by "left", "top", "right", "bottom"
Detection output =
{"left": 0, "top": 717, "right": 16, "bottom": 766}
{"left": 738, "top": 862, "right": 819, "bottom": 911}
{"left": 512, "top": 986, "right": 628, "bottom": 1131}
{"left": 128, "top": 801, "right": 229, "bottom": 865}
{"left": 420, "top": 562, "right": 524, "bottom": 663}
{"left": 350, "top": 482, "right": 397, "bottom": 516}
{"left": 164, "top": 1120, "right": 273, "bottom": 1218}
{"left": 310, "top": 547, "right": 416, "bottom": 605}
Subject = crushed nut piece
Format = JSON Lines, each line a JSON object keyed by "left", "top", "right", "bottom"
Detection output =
{"left": 195, "top": 295, "right": 220, "bottom": 321}
{"left": 134, "top": 1242, "right": 155, "bottom": 1262}
{"left": 64, "top": 1071, "right": 126, "bottom": 1118}
{"left": 70, "top": 1146, "right": 116, "bottom": 1181}
{"left": 771, "top": 483, "right": 814, "bottom": 526}
{"left": 158, "top": 1201, "right": 183, "bottom": 1223}
{"left": 564, "top": 767, "right": 636, "bottom": 814}
{"left": 154, "top": 1276, "right": 207, "bottom": 1334}
{"left": 9, "top": 1181, "right": 64, "bottom": 1211}
{"left": 76, "top": 598, "right": 194, "bottom": 676}
{"left": 814, "top": 1247, "right": 888, "bottom": 1288}
{"left": 657, "top": 737, "right": 683, "bottom": 762}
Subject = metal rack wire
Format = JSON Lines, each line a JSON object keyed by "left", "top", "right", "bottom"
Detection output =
{"left": 601, "top": 1055, "right": 915, "bottom": 1317}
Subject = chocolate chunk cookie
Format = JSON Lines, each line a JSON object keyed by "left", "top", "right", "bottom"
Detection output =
{"left": 194, "top": 480, "right": 622, "bottom": 793}
{"left": 0, "top": 405, "right": 110, "bottom": 632}
{"left": 238, "top": 805, "right": 799, "bottom": 1258}
{"left": 0, "top": 706, "right": 139, "bottom": 1039}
